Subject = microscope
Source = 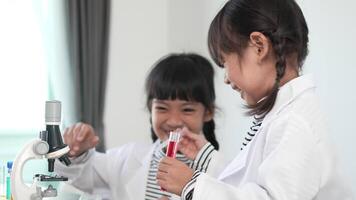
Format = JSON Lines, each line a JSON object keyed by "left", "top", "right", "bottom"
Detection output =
{"left": 11, "top": 100, "right": 71, "bottom": 200}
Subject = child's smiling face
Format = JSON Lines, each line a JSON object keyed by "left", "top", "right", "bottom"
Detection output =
{"left": 151, "top": 99, "right": 213, "bottom": 141}
{"left": 221, "top": 38, "right": 277, "bottom": 106}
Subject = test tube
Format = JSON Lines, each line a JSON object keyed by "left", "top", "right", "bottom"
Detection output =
{"left": 165, "top": 130, "right": 181, "bottom": 158}
{"left": 6, "top": 161, "right": 12, "bottom": 200}
{"left": 161, "top": 131, "right": 181, "bottom": 191}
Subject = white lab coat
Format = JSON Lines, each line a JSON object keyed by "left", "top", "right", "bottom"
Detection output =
{"left": 56, "top": 141, "right": 156, "bottom": 199}
{"left": 55, "top": 140, "right": 223, "bottom": 200}
{"left": 192, "top": 74, "right": 354, "bottom": 200}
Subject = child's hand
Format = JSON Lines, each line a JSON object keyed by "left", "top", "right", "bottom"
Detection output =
{"left": 178, "top": 127, "right": 208, "bottom": 160}
{"left": 63, "top": 122, "right": 99, "bottom": 157}
{"left": 157, "top": 157, "right": 193, "bottom": 195}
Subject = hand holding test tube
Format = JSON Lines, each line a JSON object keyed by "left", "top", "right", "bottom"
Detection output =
{"left": 161, "top": 130, "right": 181, "bottom": 192}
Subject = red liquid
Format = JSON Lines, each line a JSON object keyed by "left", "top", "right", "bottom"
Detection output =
{"left": 166, "top": 141, "right": 177, "bottom": 158}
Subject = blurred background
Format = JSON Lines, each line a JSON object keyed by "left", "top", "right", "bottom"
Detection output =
{"left": 0, "top": 0, "right": 355, "bottom": 194}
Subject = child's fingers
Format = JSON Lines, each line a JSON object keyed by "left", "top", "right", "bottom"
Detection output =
{"left": 63, "top": 126, "right": 73, "bottom": 144}
{"left": 156, "top": 179, "right": 169, "bottom": 192}
{"left": 76, "top": 129, "right": 88, "bottom": 142}
{"left": 63, "top": 123, "right": 94, "bottom": 157}
{"left": 91, "top": 136, "right": 100, "bottom": 146}
{"left": 159, "top": 157, "right": 175, "bottom": 165}
{"left": 177, "top": 140, "right": 192, "bottom": 152}
{"left": 181, "top": 128, "right": 208, "bottom": 149}
{"left": 158, "top": 162, "right": 171, "bottom": 173}
{"left": 156, "top": 171, "right": 168, "bottom": 181}
{"left": 179, "top": 138, "right": 189, "bottom": 146}
{"left": 79, "top": 136, "right": 99, "bottom": 152}
{"left": 181, "top": 130, "right": 201, "bottom": 142}
{"left": 73, "top": 122, "right": 84, "bottom": 135}
{"left": 76, "top": 123, "right": 90, "bottom": 141}
{"left": 64, "top": 126, "right": 78, "bottom": 156}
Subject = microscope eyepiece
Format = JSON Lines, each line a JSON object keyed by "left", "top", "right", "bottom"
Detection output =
{"left": 45, "top": 100, "right": 61, "bottom": 124}
{"left": 44, "top": 101, "right": 71, "bottom": 172}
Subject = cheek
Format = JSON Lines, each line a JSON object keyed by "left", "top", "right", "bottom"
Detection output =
{"left": 151, "top": 112, "right": 163, "bottom": 133}
{"left": 151, "top": 112, "right": 158, "bottom": 126}
{"left": 226, "top": 71, "right": 242, "bottom": 89}
{"left": 226, "top": 63, "right": 241, "bottom": 81}
{"left": 185, "top": 115, "right": 205, "bottom": 134}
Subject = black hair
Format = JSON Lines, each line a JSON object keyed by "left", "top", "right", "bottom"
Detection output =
{"left": 208, "top": 0, "right": 309, "bottom": 118}
{"left": 145, "top": 53, "right": 219, "bottom": 150}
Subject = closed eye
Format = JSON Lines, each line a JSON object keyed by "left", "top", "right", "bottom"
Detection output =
{"left": 183, "top": 108, "right": 195, "bottom": 113}
{"left": 154, "top": 106, "right": 167, "bottom": 112}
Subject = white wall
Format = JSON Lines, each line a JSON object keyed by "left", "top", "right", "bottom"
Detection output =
{"left": 105, "top": 0, "right": 356, "bottom": 192}
{"left": 105, "top": 0, "right": 169, "bottom": 146}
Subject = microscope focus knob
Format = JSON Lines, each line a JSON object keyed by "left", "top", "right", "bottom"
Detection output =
{"left": 33, "top": 141, "right": 49, "bottom": 155}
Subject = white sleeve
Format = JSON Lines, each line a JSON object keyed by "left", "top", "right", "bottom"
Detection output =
{"left": 192, "top": 113, "right": 322, "bottom": 200}
{"left": 54, "top": 145, "right": 130, "bottom": 194}
{"left": 191, "top": 142, "right": 226, "bottom": 178}
{"left": 205, "top": 149, "right": 226, "bottom": 178}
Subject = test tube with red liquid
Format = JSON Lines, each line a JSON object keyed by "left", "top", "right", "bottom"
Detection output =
{"left": 166, "top": 131, "right": 180, "bottom": 158}
{"left": 161, "top": 130, "right": 181, "bottom": 191}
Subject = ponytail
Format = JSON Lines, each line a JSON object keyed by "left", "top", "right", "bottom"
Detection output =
{"left": 247, "top": 31, "right": 287, "bottom": 119}
{"left": 203, "top": 119, "right": 219, "bottom": 150}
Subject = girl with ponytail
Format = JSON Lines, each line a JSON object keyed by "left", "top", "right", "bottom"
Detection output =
{"left": 157, "top": 0, "right": 353, "bottom": 199}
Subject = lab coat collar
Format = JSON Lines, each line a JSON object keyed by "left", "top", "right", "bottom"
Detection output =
{"left": 125, "top": 140, "right": 160, "bottom": 200}
{"left": 263, "top": 74, "right": 316, "bottom": 124}
{"left": 134, "top": 140, "right": 160, "bottom": 165}
{"left": 218, "top": 139, "right": 253, "bottom": 180}
{"left": 218, "top": 74, "right": 316, "bottom": 181}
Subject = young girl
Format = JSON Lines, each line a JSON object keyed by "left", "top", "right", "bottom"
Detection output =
{"left": 55, "top": 53, "right": 221, "bottom": 199}
{"left": 157, "top": 0, "right": 353, "bottom": 199}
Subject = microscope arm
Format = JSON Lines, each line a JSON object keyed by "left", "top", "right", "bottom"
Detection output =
{"left": 11, "top": 139, "right": 49, "bottom": 200}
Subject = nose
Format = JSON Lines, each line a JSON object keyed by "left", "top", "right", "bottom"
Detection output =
{"left": 166, "top": 112, "right": 184, "bottom": 130}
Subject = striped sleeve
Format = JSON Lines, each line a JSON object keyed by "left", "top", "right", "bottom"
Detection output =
{"left": 190, "top": 143, "right": 215, "bottom": 172}
{"left": 182, "top": 143, "right": 215, "bottom": 200}
{"left": 181, "top": 170, "right": 201, "bottom": 200}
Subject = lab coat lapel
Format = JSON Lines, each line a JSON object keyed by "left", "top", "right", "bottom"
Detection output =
{"left": 218, "top": 75, "right": 316, "bottom": 182}
{"left": 218, "top": 127, "right": 262, "bottom": 181}
{"left": 125, "top": 142, "right": 157, "bottom": 200}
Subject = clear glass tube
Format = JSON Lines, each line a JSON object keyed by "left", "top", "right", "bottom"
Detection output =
{"left": 6, "top": 161, "right": 12, "bottom": 200}
{"left": 161, "top": 130, "right": 181, "bottom": 191}
{"left": 165, "top": 130, "right": 181, "bottom": 158}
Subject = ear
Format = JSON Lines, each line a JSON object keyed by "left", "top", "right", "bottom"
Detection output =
{"left": 203, "top": 109, "right": 214, "bottom": 122}
{"left": 249, "top": 32, "right": 271, "bottom": 62}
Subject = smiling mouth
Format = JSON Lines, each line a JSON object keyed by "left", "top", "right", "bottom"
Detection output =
{"left": 230, "top": 85, "right": 244, "bottom": 99}
{"left": 231, "top": 85, "right": 241, "bottom": 92}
